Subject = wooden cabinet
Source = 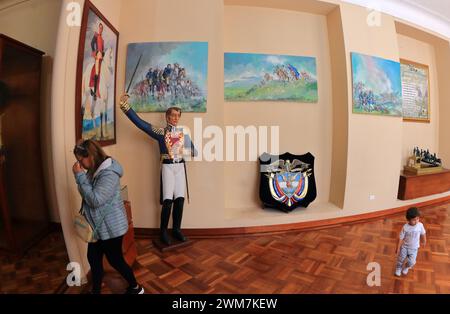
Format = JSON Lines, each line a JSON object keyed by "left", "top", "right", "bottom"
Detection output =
{"left": 0, "top": 34, "right": 50, "bottom": 254}
{"left": 398, "top": 169, "right": 450, "bottom": 200}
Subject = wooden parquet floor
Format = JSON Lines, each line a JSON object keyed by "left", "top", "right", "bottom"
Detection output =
{"left": 0, "top": 232, "right": 69, "bottom": 293}
{"left": 3, "top": 203, "right": 450, "bottom": 294}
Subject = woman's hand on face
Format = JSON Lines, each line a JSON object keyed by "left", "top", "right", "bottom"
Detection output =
{"left": 72, "top": 161, "right": 83, "bottom": 174}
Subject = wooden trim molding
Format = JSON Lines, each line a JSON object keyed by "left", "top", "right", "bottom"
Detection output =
{"left": 0, "top": 34, "right": 45, "bottom": 56}
{"left": 135, "top": 195, "right": 450, "bottom": 238}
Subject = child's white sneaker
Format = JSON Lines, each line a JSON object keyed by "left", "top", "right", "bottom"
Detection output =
{"left": 395, "top": 269, "right": 402, "bottom": 277}
{"left": 402, "top": 267, "right": 411, "bottom": 275}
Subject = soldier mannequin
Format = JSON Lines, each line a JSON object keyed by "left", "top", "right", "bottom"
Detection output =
{"left": 119, "top": 94, "right": 195, "bottom": 245}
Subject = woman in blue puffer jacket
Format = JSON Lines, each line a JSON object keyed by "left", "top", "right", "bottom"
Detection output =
{"left": 73, "top": 139, "right": 144, "bottom": 294}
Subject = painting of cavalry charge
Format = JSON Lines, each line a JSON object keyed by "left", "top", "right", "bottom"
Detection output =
{"left": 351, "top": 52, "right": 403, "bottom": 117}
{"left": 125, "top": 42, "right": 208, "bottom": 112}
{"left": 224, "top": 53, "right": 318, "bottom": 102}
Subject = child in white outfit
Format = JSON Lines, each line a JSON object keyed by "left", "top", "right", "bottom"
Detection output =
{"left": 395, "top": 207, "right": 426, "bottom": 277}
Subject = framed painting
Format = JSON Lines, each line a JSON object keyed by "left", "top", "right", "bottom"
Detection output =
{"left": 224, "top": 52, "right": 318, "bottom": 102}
{"left": 400, "top": 59, "right": 430, "bottom": 123}
{"left": 75, "top": 0, "right": 119, "bottom": 146}
{"left": 351, "top": 52, "right": 402, "bottom": 117}
{"left": 125, "top": 42, "right": 208, "bottom": 112}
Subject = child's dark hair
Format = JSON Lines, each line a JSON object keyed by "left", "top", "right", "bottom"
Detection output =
{"left": 406, "top": 207, "right": 420, "bottom": 220}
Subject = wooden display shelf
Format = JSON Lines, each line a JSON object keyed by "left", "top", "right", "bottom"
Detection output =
{"left": 398, "top": 168, "right": 450, "bottom": 200}
{"left": 404, "top": 165, "right": 444, "bottom": 175}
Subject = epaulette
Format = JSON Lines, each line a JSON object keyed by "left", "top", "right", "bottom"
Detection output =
{"left": 152, "top": 126, "right": 164, "bottom": 135}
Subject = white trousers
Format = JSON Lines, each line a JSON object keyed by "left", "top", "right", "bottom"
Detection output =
{"left": 162, "top": 163, "right": 186, "bottom": 201}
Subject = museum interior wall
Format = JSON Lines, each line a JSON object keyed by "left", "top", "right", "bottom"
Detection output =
{"left": 222, "top": 5, "right": 333, "bottom": 217}
{"left": 395, "top": 24, "right": 450, "bottom": 179}
{"left": 339, "top": 2, "right": 403, "bottom": 211}
{"left": 1, "top": 0, "right": 450, "bottom": 275}
{"left": 326, "top": 5, "right": 348, "bottom": 209}
{"left": 436, "top": 41, "right": 450, "bottom": 168}
{"left": 115, "top": 0, "right": 226, "bottom": 229}
{"left": 398, "top": 35, "right": 439, "bottom": 169}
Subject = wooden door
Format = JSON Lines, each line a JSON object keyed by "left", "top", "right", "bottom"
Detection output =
{"left": 0, "top": 34, "right": 49, "bottom": 253}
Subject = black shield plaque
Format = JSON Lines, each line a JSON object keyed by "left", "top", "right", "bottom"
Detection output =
{"left": 259, "top": 152, "right": 317, "bottom": 212}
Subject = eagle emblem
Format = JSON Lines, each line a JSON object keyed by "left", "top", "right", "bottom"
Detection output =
{"left": 265, "top": 159, "right": 312, "bottom": 207}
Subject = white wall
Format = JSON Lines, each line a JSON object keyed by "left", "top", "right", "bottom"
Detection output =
{"left": 223, "top": 6, "right": 333, "bottom": 213}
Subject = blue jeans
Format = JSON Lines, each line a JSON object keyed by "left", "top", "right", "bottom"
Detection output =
{"left": 396, "top": 246, "right": 418, "bottom": 271}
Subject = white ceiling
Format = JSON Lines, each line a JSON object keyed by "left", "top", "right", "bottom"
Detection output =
{"left": 402, "top": 0, "right": 450, "bottom": 23}
{"left": 341, "top": 0, "right": 450, "bottom": 39}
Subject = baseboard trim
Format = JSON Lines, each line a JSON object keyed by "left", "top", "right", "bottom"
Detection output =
{"left": 134, "top": 195, "right": 450, "bottom": 238}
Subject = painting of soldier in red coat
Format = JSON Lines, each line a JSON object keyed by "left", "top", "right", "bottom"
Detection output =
{"left": 76, "top": 0, "right": 118, "bottom": 146}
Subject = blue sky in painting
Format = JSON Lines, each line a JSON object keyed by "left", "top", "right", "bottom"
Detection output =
{"left": 224, "top": 53, "right": 317, "bottom": 84}
{"left": 351, "top": 52, "right": 402, "bottom": 96}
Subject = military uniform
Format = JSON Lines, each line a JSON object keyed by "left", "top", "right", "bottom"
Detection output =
{"left": 90, "top": 31, "right": 105, "bottom": 99}
{"left": 120, "top": 100, "right": 195, "bottom": 245}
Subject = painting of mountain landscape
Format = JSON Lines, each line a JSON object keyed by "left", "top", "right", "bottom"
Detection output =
{"left": 224, "top": 53, "right": 318, "bottom": 102}
{"left": 351, "top": 52, "right": 402, "bottom": 116}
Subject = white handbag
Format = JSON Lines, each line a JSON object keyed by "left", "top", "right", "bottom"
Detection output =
{"left": 74, "top": 212, "right": 97, "bottom": 243}
{"left": 74, "top": 201, "right": 107, "bottom": 243}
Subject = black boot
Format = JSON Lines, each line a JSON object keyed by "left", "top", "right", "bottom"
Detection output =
{"left": 160, "top": 200, "right": 173, "bottom": 245}
{"left": 172, "top": 197, "right": 187, "bottom": 242}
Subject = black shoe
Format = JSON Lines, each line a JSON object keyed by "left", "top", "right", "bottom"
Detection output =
{"left": 160, "top": 229, "right": 171, "bottom": 245}
{"left": 125, "top": 285, "right": 144, "bottom": 294}
{"left": 172, "top": 229, "right": 187, "bottom": 242}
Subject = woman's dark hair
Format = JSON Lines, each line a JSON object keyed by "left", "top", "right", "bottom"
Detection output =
{"left": 73, "top": 139, "right": 109, "bottom": 176}
{"left": 406, "top": 207, "right": 420, "bottom": 220}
